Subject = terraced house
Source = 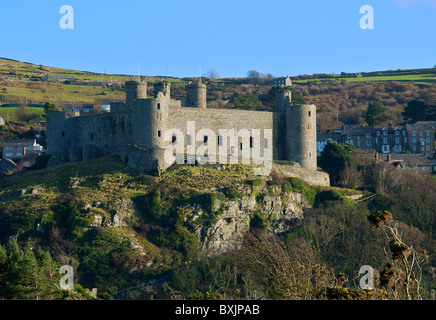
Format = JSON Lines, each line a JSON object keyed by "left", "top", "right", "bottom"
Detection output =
{"left": 338, "top": 122, "right": 436, "bottom": 157}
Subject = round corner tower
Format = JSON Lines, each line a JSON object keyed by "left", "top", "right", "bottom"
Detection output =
{"left": 285, "top": 104, "right": 317, "bottom": 171}
{"left": 142, "top": 81, "right": 171, "bottom": 173}
{"left": 186, "top": 78, "right": 207, "bottom": 108}
{"left": 126, "top": 80, "right": 147, "bottom": 104}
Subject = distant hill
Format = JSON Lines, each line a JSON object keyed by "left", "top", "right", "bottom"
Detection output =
{"left": 292, "top": 67, "right": 436, "bottom": 85}
{"left": 0, "top": 57, "right": 435, "bottom": 131}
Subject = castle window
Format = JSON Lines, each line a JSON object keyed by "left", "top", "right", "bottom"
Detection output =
{"left": 240, "top": 143, "right": 243, "bottom": 150}
{"left": 158, "top": 130, "right": 161, "bottom": 137}
{"left": 204, "top": 136, "right": 208, "bottom": 146}
{"left": 264, "top": 138, "right": 268, "bottom": 149}
{"left": 250, "top": 137, "right": 253, "bottom": 148}
{"left": 172, "top": 135, "right": 177, "bottom": 144}
{"left": 157, "top": 103, "right": 161, "bottom": 110}
{"left": 308, "top": 111, "right": 311, "bottom": 117}
{"left": 218, "top": 135, "right": 222, "bottom": 146}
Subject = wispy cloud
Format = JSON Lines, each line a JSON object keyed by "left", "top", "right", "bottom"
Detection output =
{"left": 394, "top": 0, "right": 436, "bottom": 8}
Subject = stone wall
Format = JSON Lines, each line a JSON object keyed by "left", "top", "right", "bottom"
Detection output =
{"left": 272, "top": 162, "right": 330, "bottom": 187}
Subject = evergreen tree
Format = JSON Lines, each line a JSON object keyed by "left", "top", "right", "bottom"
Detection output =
{"left": 365, "top": 100, "right": 391, "bottom": 126}
{"left": 233, "top": 93, "right": 263, "bottom": 111}
{"left": 43, "top": 102, "right": 59, "bottom": 119}
{"left": 0, "top": 239, "right": 64, "bottom": 299}
{"left": 318, "top": 140, "right": 353, "bottom": 186}
{"left": 402, "top": 100, "right": 429, "bottom": 123}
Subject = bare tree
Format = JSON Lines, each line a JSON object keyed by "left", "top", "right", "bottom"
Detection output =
{"left": 367, "top": 211, "right": 428, "bottom": 299}
{"left": 206, "top": 68, "right": 220, "bottom": 79}
{"left": 247, "top": 70, "right": 262, "bottom": 79}
{"left": 230, "top": 231, "right": 334, "bottom": 299}
{"left": 303, "top": 215, "right": 345, "bottom": 252}
{"left": 339, "top": 163, "right": 362, "bottom": 189}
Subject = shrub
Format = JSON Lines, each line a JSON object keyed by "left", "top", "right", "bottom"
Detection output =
{"left": 255, "top": 192, "right": 265, "bottom": 204}
{"left": 282, "top": 181, "right": 293, "bottom": 193}
{"left": 249, "top": 178, "right": 264, "bottom": 187}
{"left": 286, "top": 177, "right": 317, "bottom": 206}
{"left": 367, "top": 210, "right": 393, "bottom": 228}
{"left": 185, "top": 192, "right": 225, "bottom": 214}
{"left": 222, "top": 187, "right": 243, "bottom": 200}
{"left": 249, "top": 213, "right": 269, "bottom": 233}
{"left": 314, "top": 190, "right": 342, "bottom": 206}
{"left": 175, "top": 225, "right": 200, "bottom": 261}
{"left": 32, "top": 154, "right": 51, "bottom": 170}
{"left": 149, "top": 189, "right": 165, "bottom": 222}
{"left": 288, "top": 177, "right": 305, "bottom": 191}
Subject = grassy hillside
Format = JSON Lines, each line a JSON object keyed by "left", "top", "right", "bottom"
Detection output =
{"left": 0, "top": 156, "right": 272, "bottom": 297}
{"left": 0, "top": 106, "right": 45, "bottom": 123}
{"left": 0, "top": 57, "right": 183, "bottom": 106}
{"left": 1, "top": 153, "right": 435, "bottom": 300}
{"left": 293, "top": 69, "right": 436, "bottom": 85}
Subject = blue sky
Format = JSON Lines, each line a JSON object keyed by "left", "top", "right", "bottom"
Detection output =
{"left": 0, "top": 0, "right": 435, "bottom": 78}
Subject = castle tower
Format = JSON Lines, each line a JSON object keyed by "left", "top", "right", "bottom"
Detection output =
{"left": 154, "top": 81, "right": 171, "bottom": 98}
{"left": 125, "top": 81, "right": 147, "bottom": 104}
{"left": 285, "top": 104, "right": 317, "bottom": 171}
{"left": 186, "top": 78, "right": 207, "bottom": 109}
{"left": 134, "top": 81, "right": 170, "bottom": 173}
{"left": 275, "top": 87, "right": 292, "bottom": 112}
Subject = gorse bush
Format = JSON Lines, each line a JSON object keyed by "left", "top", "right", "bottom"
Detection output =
{"left": 149, "top": 189, "right": 165, "bottom": 222}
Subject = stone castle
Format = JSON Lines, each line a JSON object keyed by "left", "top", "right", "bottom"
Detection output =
{"left": 47, "top": 79, "right": 328, "bottom": 184}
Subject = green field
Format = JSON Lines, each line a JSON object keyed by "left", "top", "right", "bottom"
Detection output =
{"left": 0, "top": 106, "right": 45, "bottom": 123}
{"left": 293, "top": 72, "right": 436, "bottom": 85}
{"left": 0, "top": 81, "right": 126, "bottom": 105}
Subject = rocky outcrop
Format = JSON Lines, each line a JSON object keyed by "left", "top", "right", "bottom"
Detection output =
{"left": 191, "top": 188, "right": 310, "bottom": 258}
{"left": 85, "top": 198, "right": 140, "bottom": 228}
{"left": 81, "top": 185, "right": 310, "bottom": 259}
